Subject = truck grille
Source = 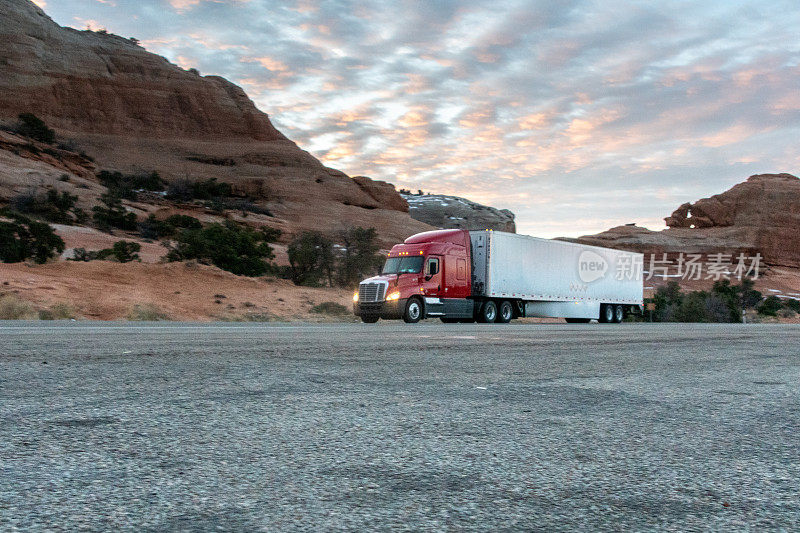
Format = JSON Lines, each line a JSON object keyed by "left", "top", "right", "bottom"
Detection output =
{"left": 359, "top": 283, "right": 385, "bottom": 303}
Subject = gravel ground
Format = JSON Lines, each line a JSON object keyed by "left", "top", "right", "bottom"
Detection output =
{"left": 1, "top": 322, "right": 799, "bottom": 531}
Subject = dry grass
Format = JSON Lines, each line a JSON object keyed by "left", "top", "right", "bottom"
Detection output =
{"left": 310, "top": 301, "right": 350, "bottom": 316}
{"left": 0, "top": 294, "right": 36, "bottom": 320}
{"left": 127, "top": 303, "right": 170, "bottom": 321}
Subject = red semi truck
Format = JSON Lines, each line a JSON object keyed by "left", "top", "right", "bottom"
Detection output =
{"left": 353, "top": 229, "right": 643, "bottom": 324}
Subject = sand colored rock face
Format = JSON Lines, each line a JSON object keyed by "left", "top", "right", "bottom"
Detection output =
{"left": 575, "top": 174, "right": 800, "bottom": 269}
{"left": 0, "top": 0, "right": 284, "bottom": 141}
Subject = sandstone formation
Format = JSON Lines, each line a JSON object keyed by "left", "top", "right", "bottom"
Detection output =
{"left": 352, "top": 176, "right": 409, "bottom": 212}
{"left": 574, "top": 174, "right": 800, "bottom": 269}
{"left": 0, "top": 0, "right": 432, "bottom": 245}
{"left": 401, "top": 193, "right": 516, "bottom": 233}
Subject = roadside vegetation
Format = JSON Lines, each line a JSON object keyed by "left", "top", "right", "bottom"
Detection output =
{"left": 309, "top": 301, "right": 350, "bottom": 316}
{"left": 0, "top": 210, "right": 65, "bottom": 264}
{"left": 127, "top": 303, "right": 170, "bottom": 321}
{"left": 286, "top": 227, "right": 383, "bottom": 287}
{"left": 164, "top": 221, "right": 280, "bottom": 276}
{"left": 644, "top": 280, "right": 798, "bottom": 322}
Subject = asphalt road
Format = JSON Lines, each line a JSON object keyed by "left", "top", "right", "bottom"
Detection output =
{"left": 1, "top": 322, "right": 799, "bottom": 531}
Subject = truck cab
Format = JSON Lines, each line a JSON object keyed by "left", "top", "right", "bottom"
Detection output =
{"left": 353, "top": 229, "right": 474, "bottom": 323}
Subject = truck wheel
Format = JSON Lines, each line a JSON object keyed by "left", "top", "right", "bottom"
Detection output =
{"left": 478, "top": 301, "right": 497, "bottom": 323}
{"left": 600, "top": 304, "right": 614, "bottom": 323}
{"left": 498, "top": 301, "right": 513, "bottom": 323}
{"left": 403, "top": 297, "right": 423, "bottom": 323}
{"left": 614, "top": 305, "right": 624, "bottom": 323}
{"left": 361, "top": 316, "right": 379, "bottom": 324}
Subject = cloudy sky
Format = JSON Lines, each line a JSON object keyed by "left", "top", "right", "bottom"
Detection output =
{"left": 34, "top": 0, "right": 800, "bottom": 237}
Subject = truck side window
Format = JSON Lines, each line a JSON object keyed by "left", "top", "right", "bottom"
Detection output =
{"left": 427, "top": 258, "right": 439, "bottom": 276}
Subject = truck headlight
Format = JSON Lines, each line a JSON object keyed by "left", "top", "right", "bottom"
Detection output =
{"left": 353, "top": 291, "right": 359, "bottom": 302}
{"left": 386, "top": 291, "right": 400, "bottom": 301}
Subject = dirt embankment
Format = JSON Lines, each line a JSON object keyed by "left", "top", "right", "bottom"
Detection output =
{"left": 1, "top": 261, "right": 355, "bottom": 321}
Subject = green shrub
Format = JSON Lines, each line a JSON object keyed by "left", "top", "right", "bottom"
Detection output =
{"left": 127, "top": 303, "right": 169, "bottom": 321}
{"left": 0, "top": 295, "right": 36, "bottom": 319}
{"left": 9, "top": 189, "right": 81, "bottom": 224}
{"left": 166, "top": 178, "right": 233, "bottom": 202}
{"left": 310, "top": 301, "right": 349, "bottom": 316}
{"left": 784, "top": 299, "right": 800, "bottom": 313}
{"left": 97, "top": 170, "right": 164, "bottom": 200}
{"left": 138, "top": 214, "right": 175, "bottom": 240}
{"left": 758, "top": 295, "right": 783, "bottom": 316}
{"left": 649, "top": 279, "right": 765, "bottom": 323}
{"left": 336, "top": 226, "right": 383, "bottom": 287}
{"left": 92, "top": 193, "right": 137, "bottom": 231}
{"left": 138, "top": 214, "right": 202, "bottom": 240}
{"left": 68, "top": 240, "right": 140, "bottom": 262}
{"left": 165, "top": 214, "right": 203, "bottom": 230}
{"left": 109, "top": 240, "right": 141, "bottom": 262}
{"left": 164, "top": 221, "right": 277, "bottom": 276}
{"left": 15, "top": 113, "right": 55, "bottom": 144}
{"left": 287, "top": 231, "right": 335, "bottom": 286}
{"left": 0, "top": 212, "right": 65, "bottom": 263}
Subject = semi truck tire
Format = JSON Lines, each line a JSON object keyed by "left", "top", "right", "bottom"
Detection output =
{"left": 600, "top": 304, "right": 614, "bottom": 323}
{"left": 614, "top": 305, "right": 624, "bottom": 323}
{"left": 403, "top": 297, "right": 423, "bottom": 323}
{"left": 498, "top": 301, "right": 513, "bottom": 323}
{"left": 361, "top": 316, "right": 379, "bottom": 323}
{"left": 478, "top": 301, "right": 497, "bottom": 323}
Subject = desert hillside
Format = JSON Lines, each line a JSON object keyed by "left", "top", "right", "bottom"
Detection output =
{"left": 0, "top": 0, "right": 435, "bottom": 245}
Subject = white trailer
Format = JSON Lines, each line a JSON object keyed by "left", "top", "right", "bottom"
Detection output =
{"left": 469, "top": 231, "right": 643, "bottom": 323}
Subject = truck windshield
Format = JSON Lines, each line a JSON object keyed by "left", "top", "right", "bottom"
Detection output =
{"left": 382, "top": 256, "right": 424, "bottom": 274}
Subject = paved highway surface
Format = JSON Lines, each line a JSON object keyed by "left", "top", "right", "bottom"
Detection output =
{"left": 1, "top": 322, "right": 799, "bottom": 531}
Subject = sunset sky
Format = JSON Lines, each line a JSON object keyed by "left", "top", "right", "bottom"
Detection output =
{"left": 34, "top": 0, "right": 800, "bottom": 237}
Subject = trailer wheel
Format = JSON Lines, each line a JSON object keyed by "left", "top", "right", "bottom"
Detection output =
{"left": 361, "top": 316, "right": 379, "bottom": 323}
{"left": 498, "top": 301, "right": 513, "bottom": 323}
{"left": 478, "top": 301, "right": 497, "bottom": 323}
{"left": 403, "top": 297, "right": 423, "bottom": 323}
{"left": 614, "top": 305, "right": 624, "bottom": 323}
{"left": 600, "top": 304, "right": 614, "bottom": 323}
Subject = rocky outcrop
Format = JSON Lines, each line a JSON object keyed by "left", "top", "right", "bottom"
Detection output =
{"left": 0, "top": 0, "right": 284, "bottom": 141}
{"left": 0, "top": 130, "right": 96, "bottom": 178}
{"left": 402, "top": 193, "right": 516, "bottom": 233}
{"left": 574, "top": 174, "right": 800, "bottom": 269}
{"left": 0, "top": 0, "right": 432, "bottom": 245}
{"left": 351, "top": 176, "right": 409, "bottom": 212}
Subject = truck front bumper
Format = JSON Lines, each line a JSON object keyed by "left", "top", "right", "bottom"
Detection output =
{"left": 353, "top": 298, "right": 406, "bottom": 320}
